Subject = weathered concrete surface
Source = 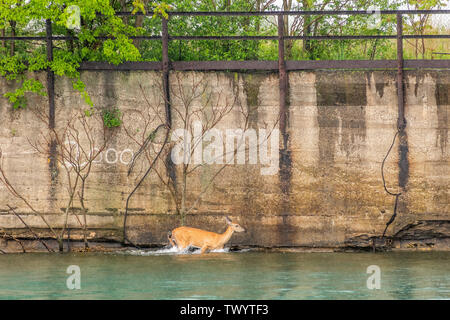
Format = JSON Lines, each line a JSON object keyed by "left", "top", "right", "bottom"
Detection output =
{"left": 0, "top": 70, "right": 448, "bottom": 252}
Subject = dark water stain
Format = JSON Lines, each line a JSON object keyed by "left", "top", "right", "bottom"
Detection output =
{"left": 46, "top": 75, "right": 59, "bottom": 211}
{"left": 278, "top": 148, "right": 292, "bottom": 245}
{"left": 316, "top": 72, "right": 367, "bottom": 107}
{"left": 102, "top": 71, "right": 118, "bottom": 110}
{"left": 239, "top": 75, "right": 263, "bottom": 215}
{"left": 242, "top": 74, "right": 264, "bottom": 129}
{"left": 277, "top": 214, "right": 299, "bottom": 247}
{"left": 279, "top": 73, "right": 292, "bottom": 199}
{"left": 371, "top": 71, "right": 388, "bottom": 98}
{"left": 279, "top": 71, "right": 292, "bottom": 246}
{"left": 398, "top": 130, "right": 409, "bottom": 189}
{"left": 279, "top": 149, "right": 292, "bottom": 197}
{"left": 315, "top": 72, "right": 367, "bottom": 164}
{"left": 48, "top": 139, "right": 59, "bottom": 204}
{"left": 312, "top": 72, "right": 368, "bottom": 236}
{"left": 100, "top": 72, "right": 122, "bottom": 208}
{"left": 375, "top": 79, "right": 386, "bottom": 98}
{"left": 434, "top": 73, "right": 449, "bottom": 156}
{"left": 414, "top": 72, "right": 426, "bottom": 98}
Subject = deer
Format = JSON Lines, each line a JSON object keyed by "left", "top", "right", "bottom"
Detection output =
{"left": 168, "top": 216, "right": 246, "bottom": 254}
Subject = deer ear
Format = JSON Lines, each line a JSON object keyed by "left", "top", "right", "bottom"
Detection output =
{"left": 225, "top": 216, "right": 232, "bottom": 225}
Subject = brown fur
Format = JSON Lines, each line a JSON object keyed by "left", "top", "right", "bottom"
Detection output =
{"left": 169, "top": 217, "right": 245, "bottom": 254}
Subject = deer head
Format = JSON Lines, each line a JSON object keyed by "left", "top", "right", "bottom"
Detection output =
{"left": 225, "top": 216, "right": 246, "bottom": 232}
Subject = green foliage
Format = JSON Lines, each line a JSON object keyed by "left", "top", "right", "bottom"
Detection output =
{"left": 102, "top": 108, "right": 122, "bottom": 128}
{"left": 0, "top": 0, "right": 167, "bottom": 109}
{"left": 132, "top": 0, "right": 147, "bottom": 15}
{"left": 0, "top": 55, "right": 27, "bottom": 80}
{"left": 148, "top": 130, "right": 157, "bottom": 141}
{"left": 151, "top": 2, "right": 173, "bottom": 19}
{"left": 140, "top": 0, "right": 269, "bottom": 61}
{"left": 103, "top": 35, "right": 141, "bottom": 65}
{"left": 0, "top": 0, "right": 447, "bottom": 110}
{"left": 4, "top": 78, "right": 46, "bottom": 109}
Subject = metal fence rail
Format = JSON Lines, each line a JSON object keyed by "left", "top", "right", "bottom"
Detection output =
{"left": 1, "top": 10, "right": 449, "bottom": 70}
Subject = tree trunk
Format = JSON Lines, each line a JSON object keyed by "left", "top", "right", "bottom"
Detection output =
{"left": 134, "top": 14, "right": 144, "bottom": 49}
{"left": 181, "top": 165, "right": 187, "bottom": 226}
{"left": 80, "top": 179, "right": 89, "bottom": 250}
{"left": 9, "top": 21, "right": 16, "bottom": 56}
{"left": 58, "top": 238, "right": 64, "bottom": 252}
{"left": 120, "top": 0, "right": 129, "bottom": 25}
{"left": 133, "top": 0, "right": 149, "bottom": 50}
{"left": 302, "top": 0, "right": 311, "bottom": 55}
{"left": 282, "top": 0, "right": 292, "bottom": 59}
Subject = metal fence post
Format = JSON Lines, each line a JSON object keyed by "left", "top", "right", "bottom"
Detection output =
{"left": 162, "top": 16, "right": 172, "bottom": 127}
{"left": 396, "top": 13, "right": 406, "bottom": 131}
{"left": 278, "top": 14, "right": 291, "bottom": 203}
{"left": 161, "top": 15, "right": 177, "bottom": 198}
{"left": 46, "top": 19, "right": 55, "bottom": 130}
{"left": 45, "top": 19, "right": 58, "bottom": 183}
{"left": 45, "top": 19, "right": 58, "bottom": 184}
{"left": 396, "top": 13, "right": 409, "bottom": 192}
{"left": 278, "top": 14, "right": 288, "bottom": 150}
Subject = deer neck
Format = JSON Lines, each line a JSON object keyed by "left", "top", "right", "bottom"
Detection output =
{"left": 219, "top": 226, "right": 234, "bottom": 246}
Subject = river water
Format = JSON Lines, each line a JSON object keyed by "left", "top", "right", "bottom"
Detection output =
{"left": 0, "top": 249, "right": 448, "bottom": 299}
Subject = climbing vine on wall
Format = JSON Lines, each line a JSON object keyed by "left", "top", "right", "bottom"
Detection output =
{"left": 0, "top": 0, "right": 169, "bottom": 113}
{"left": 102, "top": 108, "right": 122, "bottom": 128}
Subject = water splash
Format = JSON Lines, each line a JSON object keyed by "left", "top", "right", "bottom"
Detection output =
{"left": 120, "top": 246, "right": 231, "bottom": 256}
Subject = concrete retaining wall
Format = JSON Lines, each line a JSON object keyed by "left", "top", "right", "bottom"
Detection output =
{"left": 0, "top": 70, "right": 448, "bottom": 251}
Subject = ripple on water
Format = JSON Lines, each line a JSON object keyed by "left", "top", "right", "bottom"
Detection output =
{"left": 0, "top": 251, "right": 448, "bottom": 299}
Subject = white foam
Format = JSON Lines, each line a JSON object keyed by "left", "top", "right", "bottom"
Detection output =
{"left": 120, "top": 246, "right": 231, "bottom": 256}
{"left": 210, "top": 248, "right": 230, "bottom": 253}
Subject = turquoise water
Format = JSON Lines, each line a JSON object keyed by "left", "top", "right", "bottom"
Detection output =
{"left": 0, "top": 249, "right": 448, "bottom": 299}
